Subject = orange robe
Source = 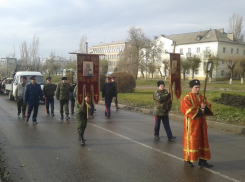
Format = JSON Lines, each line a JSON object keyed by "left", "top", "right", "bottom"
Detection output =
{"left": 181, "top": 92, "right": 213, "bottom": 162}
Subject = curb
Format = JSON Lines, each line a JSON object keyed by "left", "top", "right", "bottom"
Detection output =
{"left": 97, "top": 101, "right": 245, "bottom": 135}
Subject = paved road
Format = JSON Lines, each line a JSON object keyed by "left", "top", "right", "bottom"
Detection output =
{"left": 0, "top": 94, "right": 244, "bottom": 182}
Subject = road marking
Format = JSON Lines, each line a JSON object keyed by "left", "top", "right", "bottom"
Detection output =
{"left": 46, "top": 106, "right": 240, "bottom": 182}
{"left": 89, "top": 123, "right": 241, "bottom": 182}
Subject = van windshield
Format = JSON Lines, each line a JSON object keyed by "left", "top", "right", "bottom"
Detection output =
{"left": 23, "top": 75, "right": 45, "bottom": 85}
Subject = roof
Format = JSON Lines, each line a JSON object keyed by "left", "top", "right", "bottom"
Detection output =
{"left": 164, "top": 29, "right": 245, "bottom": 45}
{"left": 92, "top": 40, "right": 128, "bottom": 47}
{"left": 15, "top": 71, "right": 42, "bottom": 76}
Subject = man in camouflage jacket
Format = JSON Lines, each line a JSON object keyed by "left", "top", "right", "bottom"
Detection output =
{"left": 43, "top": 77, "right": 57, "bottom": 116}
{"left": 15, "top": 76, "right": 27, "bottom": 117}
{"left": 153, "top": 80, "right": 176, "bottom": 140}
{"left": 55, "top": 77, "right": 73, "bottom": 120}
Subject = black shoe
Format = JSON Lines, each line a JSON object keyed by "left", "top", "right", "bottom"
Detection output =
{"left": 25, "top": 118, "right": 29, "bottom": 122}
{"left": 155, "top": 136, "right": 160, "bottom": 140}
{"left": 51, "top": 114, "right": 55, "bottom": 116}
{"left": 47, "top": 113, "right": 50, "bottom": 116}
{"left": 33, "top": 121, "right": 38, "bottom": 124}
{"left": 199, "top": 162, "right": 213, "bottom": 168}
{"left": 61, "top": 114, "right": 64, "bottom": 119}
{"left": 185, "top": 161, "right": 194, "bottom": 167}
{"left": 168, "top": 136, "right": 176, "bottom": 140}
{"left": 66, "top": 115, "right": 70, "bottom": 120}
{"left": 81, "top": 139, "right": 85, "bottom": 146}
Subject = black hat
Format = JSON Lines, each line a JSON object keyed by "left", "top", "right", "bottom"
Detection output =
{"left": 30, "top": 76, "right": 36, "bottom": 80}
{"left": 189, "top": 79, "right": 200, "bottom": 88}
{"left": 46, "top": 77, "right": 52, "bottom": 80}
{"left": 157, "top": 80, "right": 165, "bottom": 87}
{"left": 62, "top": 77, "right": 67, "bottom": 80}
{"left": 21, "top": 76, "right": 27, "bottom": 79}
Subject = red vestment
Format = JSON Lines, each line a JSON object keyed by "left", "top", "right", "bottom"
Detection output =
{"left": 181, "top": 92, "right": 213, "bottom": 162}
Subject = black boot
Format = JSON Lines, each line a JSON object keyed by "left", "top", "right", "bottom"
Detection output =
{"left": 81, "top": 134, "right": 85, "bottom": 146}
{"left": 61, "top": 114, "right": 64, "bottom": 119}
{"left": 66, "top": 114, "right": 70, "bottom": 120}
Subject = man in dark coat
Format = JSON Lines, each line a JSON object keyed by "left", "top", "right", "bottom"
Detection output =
{"left": 102, "top": 77, "right": 116, "bottom": 118}
{"left": 55, "top": 77, "right": 73, "bottom": 120}
{"left": 24, "top": 76, "right": 43, "bottom": 124}
{"left": 43, "top": 77, "right": 57, "bottom": 116}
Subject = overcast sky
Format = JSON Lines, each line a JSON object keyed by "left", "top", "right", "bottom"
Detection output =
{"left": 0, "top": 0, "right": 245, "bottom": 60}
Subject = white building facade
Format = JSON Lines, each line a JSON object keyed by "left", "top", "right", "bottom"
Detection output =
{"left": 154, "top": 28, "right": 245, "bottom": 80}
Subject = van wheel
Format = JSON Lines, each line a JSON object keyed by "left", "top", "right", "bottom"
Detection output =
{"left": 9, "top": 92, "right": 13, "bottom": 100}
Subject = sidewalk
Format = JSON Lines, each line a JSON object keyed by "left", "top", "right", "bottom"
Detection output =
{"left": 98, "top": 101, "right": 245, "bottom": 135}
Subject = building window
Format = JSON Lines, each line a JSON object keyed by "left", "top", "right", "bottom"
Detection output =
{"left": 231, "top": 48, "right": 233, "bottom": 54}
{"left": 221, "top": 70, "right": 225, "bottom": 76}
{"left": 180, "top": 48, "right": 183, "bottom": 54}
{"left": 223, "top": 47, "right": 226, "bottom": 53}
{"left": 237, "top": 49, "right": 239, "bottom": 54}
{"left": 206, "top": 47, "right": 210, "bottom": 53}
{"left": 188, "top": 48, "right": 191, "bottom": 53}
{"left": 197, "top": 47, "right": 200, "bottom": 53}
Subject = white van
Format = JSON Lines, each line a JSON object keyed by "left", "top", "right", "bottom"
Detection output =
{"left": 5, "top": 71, "right": 45, "bottom": 100}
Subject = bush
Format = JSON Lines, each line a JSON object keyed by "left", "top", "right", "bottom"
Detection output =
{"left": 109, "top": 71, "right": 136, "bottom": 93}
{"left": 100, "top": 73, "right": 106, "bottom": 91}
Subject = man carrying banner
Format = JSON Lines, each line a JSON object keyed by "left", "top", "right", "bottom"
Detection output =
{"left": 181, "top": 79, "right": 213, "bottom": 168}
{"left": 102, "top": 77, "right": 116, "bottom": 118}
{"left": 153, "top": 80, "right": 176, "bottom": 140}
{"left": 73, "top": 85, "right": 90, "bottom": 146}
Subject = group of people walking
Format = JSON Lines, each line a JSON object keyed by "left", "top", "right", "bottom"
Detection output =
{"left": 13, "top": 74, "right": 213, "bottom": 168}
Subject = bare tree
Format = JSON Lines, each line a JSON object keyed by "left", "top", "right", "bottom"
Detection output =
{"left": 78, "top": 34, "right": 87, "bottom": 53}
{"left": 225, "top": 55, "right": 240, "bottom": 84}
{"left": 19, "top": 41, "right": 30, "bottom": 66}
{"left": 119, "top": 27, "right": 163, "bottom": 79}
{"left": 99, "top": 59, "right": 108, "bottom": 74}
{"left": 229, "top": 13, "right": 244, "bottom": 41}
{"left": 187, "top": 55, "right": 202, "bottom": 79}
{"left": 148, "top": 62, "right": 157, "bottom": 78}
{"left": 64, "top": 61, "right": 76, "bottom": 70}
{"left": 180, "top": 57, "right": 191, "bottom": 80}
{"left": 19, "top": 35, "right": 40, "bottom": 70}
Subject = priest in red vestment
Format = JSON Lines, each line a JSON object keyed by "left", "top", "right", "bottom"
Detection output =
{"left": 181, "top": 79, "right": 214, "bottom": 168}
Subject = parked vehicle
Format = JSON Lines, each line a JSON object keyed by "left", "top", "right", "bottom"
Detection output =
{"left": 5, "top": 71, "right": 45, "bottom": 100}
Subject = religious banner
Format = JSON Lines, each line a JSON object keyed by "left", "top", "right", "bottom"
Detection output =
{"left": 169, "top": 53, "right": 181, "bottom": 99}
{"left": 69, "top": 53, "right": 100, "bottom": 106}
{"left": 67, "top": 72, "right": 74, "bottom": 84}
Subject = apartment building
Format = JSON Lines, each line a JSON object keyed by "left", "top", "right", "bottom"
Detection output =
{"left": 155, "top": 28, "right": 245, "bottom": 80}
{"left": 90, "top": 40, "right": 128, "bottom": 73}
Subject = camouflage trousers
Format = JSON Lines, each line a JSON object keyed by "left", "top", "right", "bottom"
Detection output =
{"left": 76, "top": 112, "right": 87, "bottom": 135}
{"left": 17, "top": 98, "right": 27, "bottom": 116}
{"left": 59, "top": 100, "right": 69, "bottom": 115}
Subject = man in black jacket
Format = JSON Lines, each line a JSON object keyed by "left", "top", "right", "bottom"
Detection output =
{"left": 102, "top": 77, "right": 116, "bottom": 118}
{"left": 43, "top": 77, "right": 57, "bottom": 116}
